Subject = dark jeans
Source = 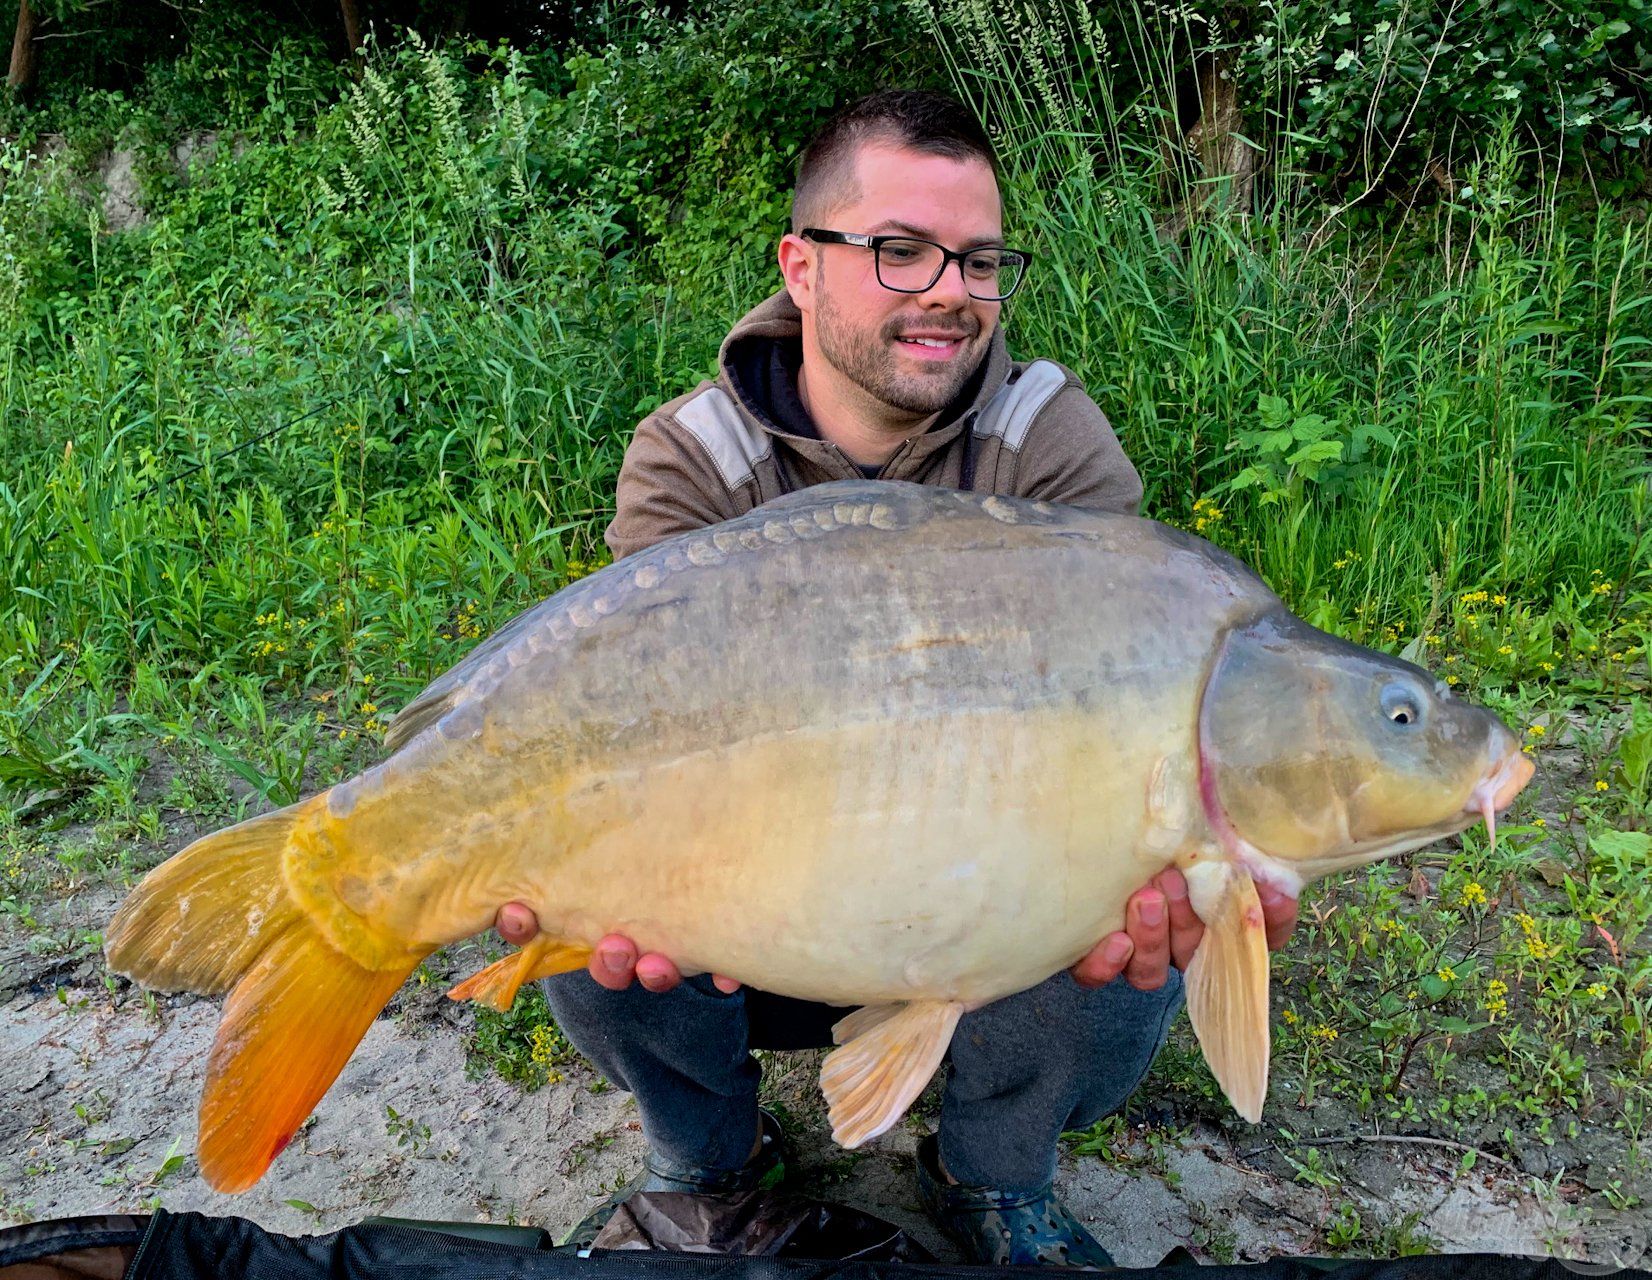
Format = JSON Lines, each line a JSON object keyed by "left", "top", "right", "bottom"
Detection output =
{"left": 542, "top": 967, "right": 1184, "bottom": 1196}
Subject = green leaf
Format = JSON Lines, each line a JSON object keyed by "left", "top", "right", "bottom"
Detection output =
{"left": 1589, "top": 829, "right": 1651, "bottom": 868}
{"left": 1286, "top": 440, "right": 1344, "bottom": 467}
{"left": 1258, "top": 393, "right": 1291, "bottom": 428}
{"left": 1289, "top": 413, "right": 1332, "bottom": 442}
{"left": 1355, "top": 422, "right": 1398, "bottom": 449}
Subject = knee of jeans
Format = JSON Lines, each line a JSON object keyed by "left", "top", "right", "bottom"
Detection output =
{"left": 538, "top": 968, "right": 598, "bottom": 1011}
{"left": 539, "top": 970, "right": 738, "bottom": 1015}
{"left": 1062, "top": 969, "right": 1186, "bottom": 1130}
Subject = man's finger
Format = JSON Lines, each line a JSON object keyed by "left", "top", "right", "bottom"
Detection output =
{"left": 1070, "top": 934, "right": 1134, "bottom": 988}
{"left": 1158, "top": 870, "right": 1204, "bottom": 971}
{"left": 495, "top": 901, "right": 540, "bottom": 946}
{"left": 1123, "top": 889, "right": 1170, "bottom": 991}
{"left": 590, "top": 934, "right": 639, "bottom": 991}
{"left": 1257, "top": 884, "right": 1299, "bottom": 952}
{"left": 711, "top": 974, "right": 742, "bottom": 994}
{"left": 635, "top": 952, "right": 683, "bottom": 993}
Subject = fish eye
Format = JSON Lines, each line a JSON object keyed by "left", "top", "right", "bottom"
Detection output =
{"left": 1381, "top": 682, "right": 1422, "bottom": 727}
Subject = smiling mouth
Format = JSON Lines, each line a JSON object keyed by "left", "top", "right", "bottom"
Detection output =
{"left": 895, "top": 335, "right": 969, "bottom": 358}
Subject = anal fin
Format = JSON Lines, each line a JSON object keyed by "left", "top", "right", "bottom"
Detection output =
{"left": 821, "top": 999, "right": 963, "bottom": 1148}
{"left": 1182, "top": 863, "right": 1271, "bottom": 1123}
{"left": 447, "top": 937, "right": 593, "bottom": 1012}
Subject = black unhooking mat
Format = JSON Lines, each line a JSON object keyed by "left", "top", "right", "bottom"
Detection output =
{"left": 3, "top": 1208, "right": 1649, "bottom": 1280}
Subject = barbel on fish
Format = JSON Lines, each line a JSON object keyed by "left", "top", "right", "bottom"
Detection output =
{"left": 105, "top": 480, "right": 1533, "bottom": 1192}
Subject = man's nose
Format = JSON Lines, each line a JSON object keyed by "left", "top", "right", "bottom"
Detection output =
{"left": 920, "top": 258, "right": 972, "bottom": 308}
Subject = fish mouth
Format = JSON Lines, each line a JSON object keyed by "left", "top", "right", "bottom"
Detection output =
{"left": 1464, "top": 749, "right": 1536, "bottom": 852}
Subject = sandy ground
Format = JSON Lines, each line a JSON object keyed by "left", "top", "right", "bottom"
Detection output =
{"left": 2, "top": 938, "right": 1644, "bottom": 1270}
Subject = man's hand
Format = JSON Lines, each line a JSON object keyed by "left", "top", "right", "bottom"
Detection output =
{"left": 493, "top": 903, "right": 740, "bottom": 994}
{"left": 1069, "top": 869, "right": 1298, "bottom": 991}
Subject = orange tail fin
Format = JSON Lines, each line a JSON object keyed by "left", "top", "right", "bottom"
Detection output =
{"left": 105, "top": 797, "right": 425, "bottom": 1192}
{"left": 200, "top": 922, "right": 416, "bottom": 1191}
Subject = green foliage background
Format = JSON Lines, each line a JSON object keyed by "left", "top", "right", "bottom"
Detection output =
{"left": 0, "top": 0, "right": 1647, "bottom": 774}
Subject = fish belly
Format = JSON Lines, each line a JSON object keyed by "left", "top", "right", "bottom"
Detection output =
{"left": 524, "top": 705, "right": 1187, "bottom": 1007}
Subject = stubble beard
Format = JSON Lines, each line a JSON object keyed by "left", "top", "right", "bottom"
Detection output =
{"left": 814, "top": 273, "right": 984, "bottom": 417}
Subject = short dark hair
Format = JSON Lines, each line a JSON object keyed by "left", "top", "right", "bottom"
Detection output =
{"left": 791, "top": 90, "right": 999, "bottom": 233}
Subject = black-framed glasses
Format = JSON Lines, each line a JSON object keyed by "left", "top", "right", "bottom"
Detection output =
{"left": 801, "top": 228, "right": 1031, "bottom": 301}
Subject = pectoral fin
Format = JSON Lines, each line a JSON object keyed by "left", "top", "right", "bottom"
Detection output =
{"left": 830, "top": 1003, "right": 904, "bottom": 1045}
{"left": 447, "top": 937, "right": 593, "bottom": 1012}
{"left": 1182, "top": 864, "right": 1271, "bottom": 1123}
{"left": 821, "top": 1000, "right": 963, "bottom": 1148}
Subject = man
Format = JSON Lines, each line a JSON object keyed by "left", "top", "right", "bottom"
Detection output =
{"left": 495, "top": 89, "right": 1298, "bottom": 1265}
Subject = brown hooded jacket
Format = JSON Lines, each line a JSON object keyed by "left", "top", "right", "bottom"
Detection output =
{"left": 604, "top": 291, "right": 1142, "bottom": 559}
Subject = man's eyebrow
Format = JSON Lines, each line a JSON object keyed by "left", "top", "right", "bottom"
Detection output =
{"left": 866, "top": 218, "right": 1006, "bottom": 246}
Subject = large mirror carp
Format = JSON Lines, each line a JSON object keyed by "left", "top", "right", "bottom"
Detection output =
{"left": 105, "top": 480, "right": 1533, "bottom": 1192}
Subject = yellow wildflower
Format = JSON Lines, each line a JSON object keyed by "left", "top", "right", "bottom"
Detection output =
{"left": 1527, "top": 724, "right": 1546, "bottom": 737}
{"left": 1309, "top": 1024, "right": 1338, "bottom": 1041}
{"left": 1281, "top": 1007, "right": 1299, "bottom": 1025}
{"left": 1587, "top": 982, "right": 1608, "bottom": 999}
{"left": 1595, "top": 780, "right": 1609, "bottom": 792}
{"left": 1533, "top": 818, "right": 1546, "bottom": 827}
{"left": 1436, "top": 966, "right": 1457, "bottom": 983}
{"left": 1458, "top": 882, "right": 1486, "bottom": 908}
{"left": 1498, "top": 645, "right": 1513, "bottom": 656}
{"left": 1492, "top": 594, "right": 1508, "bottom": 606}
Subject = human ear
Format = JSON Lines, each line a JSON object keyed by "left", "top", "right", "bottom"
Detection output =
{"left": 778, "top": 233, "right": 818, "bottom": 314}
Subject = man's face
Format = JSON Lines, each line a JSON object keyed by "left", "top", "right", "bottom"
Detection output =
{"left": 793, "top": 143, "right": 1004, "bottom": 417}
